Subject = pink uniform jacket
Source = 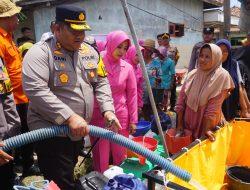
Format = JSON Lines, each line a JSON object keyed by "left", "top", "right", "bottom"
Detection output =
{"left": 90, "top": 30, "right": 138, "bottom": 173}
{"left": 91, "top": 57, "right": 138, "bottom": 129}
{"left": 91, "top": 31, "right": 138, "bottom": 129}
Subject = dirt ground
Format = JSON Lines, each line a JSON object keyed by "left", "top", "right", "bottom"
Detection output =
{"left": 20, "top": 156, "right": 93, "bottom": 187}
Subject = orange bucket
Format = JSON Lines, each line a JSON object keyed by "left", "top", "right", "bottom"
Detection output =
{"left": 166, "top": 128, "right": 192, "bottom": 154}
{"left": 127, "top": 136, "right": 158, "bottom": 164}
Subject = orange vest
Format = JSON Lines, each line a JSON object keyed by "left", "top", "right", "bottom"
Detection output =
{"left": 0, "top": 27, "right": 28, "bottom": 104}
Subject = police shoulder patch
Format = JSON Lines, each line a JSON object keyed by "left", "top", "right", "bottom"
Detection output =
{"left": 97, "top": 58, "right": 107, "bottom": 77}
{"left": 79, "top": 44, "right": 90, "bottom": 54}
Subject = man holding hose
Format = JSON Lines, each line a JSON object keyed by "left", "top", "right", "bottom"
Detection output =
{"left": 22, "top": 5, "right": 120, "bottom": 189}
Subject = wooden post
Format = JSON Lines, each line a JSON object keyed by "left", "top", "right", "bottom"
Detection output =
{"left": 223, "top": 0, "right": 231, "bottom": 39}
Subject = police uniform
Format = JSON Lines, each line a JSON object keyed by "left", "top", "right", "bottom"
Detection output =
{"left": 188, "top": 27, "right": 214, "bottom": 72}
{"left": 22, "top": 5, "right": 114, "bottom": 189}
{"left": 0, "top": 57, "right": 20, "bottom": 140}
{"left": 0, "top": 56, "right": 21, "bottom": 189}
{"left": 0, "top": 56, "right": 20, "bottom": 138}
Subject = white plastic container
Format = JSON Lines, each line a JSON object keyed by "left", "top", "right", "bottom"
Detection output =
{"left": 103, "top": 166, "right": 124, "bottom": 179}
{"left": 84, "top": 135, "right": 91, "bottom": 148}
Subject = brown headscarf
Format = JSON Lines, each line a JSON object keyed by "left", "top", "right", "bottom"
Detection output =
{"left": 185, "top": 43, "right": 235, "bottom": 112}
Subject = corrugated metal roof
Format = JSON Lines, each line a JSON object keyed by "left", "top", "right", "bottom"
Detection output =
{"left": 231, "top": 6, "right": 241, "bottom": 17}
{"left": 203, "top": 0, "right": 223, "bottom": 6}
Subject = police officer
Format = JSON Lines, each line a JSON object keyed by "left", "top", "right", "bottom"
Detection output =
{"left": 22, "top": 5, "right": 120, "bottom": 189}
{"left": 188, "top": 27, "right": 214, "bottom": 72}
{"left": 0, "top": 55, "right": 21, "bottom": 189}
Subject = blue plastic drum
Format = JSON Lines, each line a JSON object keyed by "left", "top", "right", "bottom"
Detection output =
{"left": 103, "top": 174, "right": 147, "bottom": 190}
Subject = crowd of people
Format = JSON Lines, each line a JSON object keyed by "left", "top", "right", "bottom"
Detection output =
{"left": 0, "top": 0, "right": 250, "bottom": 189}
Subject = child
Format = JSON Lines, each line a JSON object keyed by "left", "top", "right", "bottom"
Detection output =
{"left": 158, "top": 46, "right": 175, "bottom": 111}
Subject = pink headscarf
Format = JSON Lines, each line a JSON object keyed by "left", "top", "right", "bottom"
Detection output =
{"left": 105, "top": 31, "right": 115, "bottom": 49}
{"left": 125, "top": 45, "right": 143, "bottom": 66}
{"left": 100, "top": 31, "right": 115, "bottom": 57}
{"left": 184, "top": 43, "right": 234, "bottom": 112}
{"left": 96, "top": 40, "right": 106, "bottom": 52}
{"left": 104, "top": 30, "right": 131, "bottom": 63}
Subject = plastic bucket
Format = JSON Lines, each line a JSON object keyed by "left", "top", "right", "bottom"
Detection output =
{"left": 154, "top": 144, "right": 166, "bottom": 158}
{"left": 13, "top": 180, "right": 50, "bottom": 190}
{"left": 133, "top": 121, "right": 151, "bottom": 137}
{"left": 225, "top": 166, "right": 250, "bottom": 190}
{"left": 165, "top": 128, "right": 192, "bottom": 154}
{"left": 103, "top": 174, "right": 147, "bottom": 190}
{"left": 127, "top": 136, "right": 158, "bottom": 164}
{"left": 120, "top": 158, "right": 154, "bottom": 179}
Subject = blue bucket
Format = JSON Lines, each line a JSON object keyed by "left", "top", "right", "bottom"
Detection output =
{"left": 133, "top": 121, "right": 151, "bottom": 137}
{"left": 103, "top": 174, "right": 147, "bottom": 190}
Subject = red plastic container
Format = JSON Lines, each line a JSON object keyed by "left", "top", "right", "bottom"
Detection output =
{"left": 166, "top": 128, "right": 192, "bottom": 154}
{"left": 127, "top": 136, "right": 158, "bottom": 164}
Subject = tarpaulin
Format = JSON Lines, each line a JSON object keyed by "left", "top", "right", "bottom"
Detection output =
{"left": 167, "top": 121, "right": 250, "bottom": 190}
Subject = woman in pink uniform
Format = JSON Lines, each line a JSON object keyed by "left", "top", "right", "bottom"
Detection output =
{"left": 125, "top": 45, "right": 144, "bottom": 114}
{"left": 90, "top": 30, "right": 138, "bottom": 173}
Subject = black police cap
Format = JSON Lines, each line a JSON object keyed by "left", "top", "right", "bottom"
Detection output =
{"left": 203, "top": 27, "right": 214, "bottom": 34}
{"left": 157, "top": 33, "right": 170, "bottom": 40}
{"left": 56, "top": 5, "right": 91, "bottom": 31}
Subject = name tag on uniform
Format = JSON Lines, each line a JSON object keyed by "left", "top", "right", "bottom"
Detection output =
{"left": 82, "top": 55, "right": 95, "bottom": 61}
{"left": 79, "top": 42, "right": 100, "bottom": 83}
{"left": 54, "top": 55, "right": 66, "bottom": 62}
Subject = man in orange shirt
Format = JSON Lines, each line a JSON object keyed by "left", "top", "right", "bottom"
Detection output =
{"left": 0, "top": 0, "right": 38, "bottom": 177}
